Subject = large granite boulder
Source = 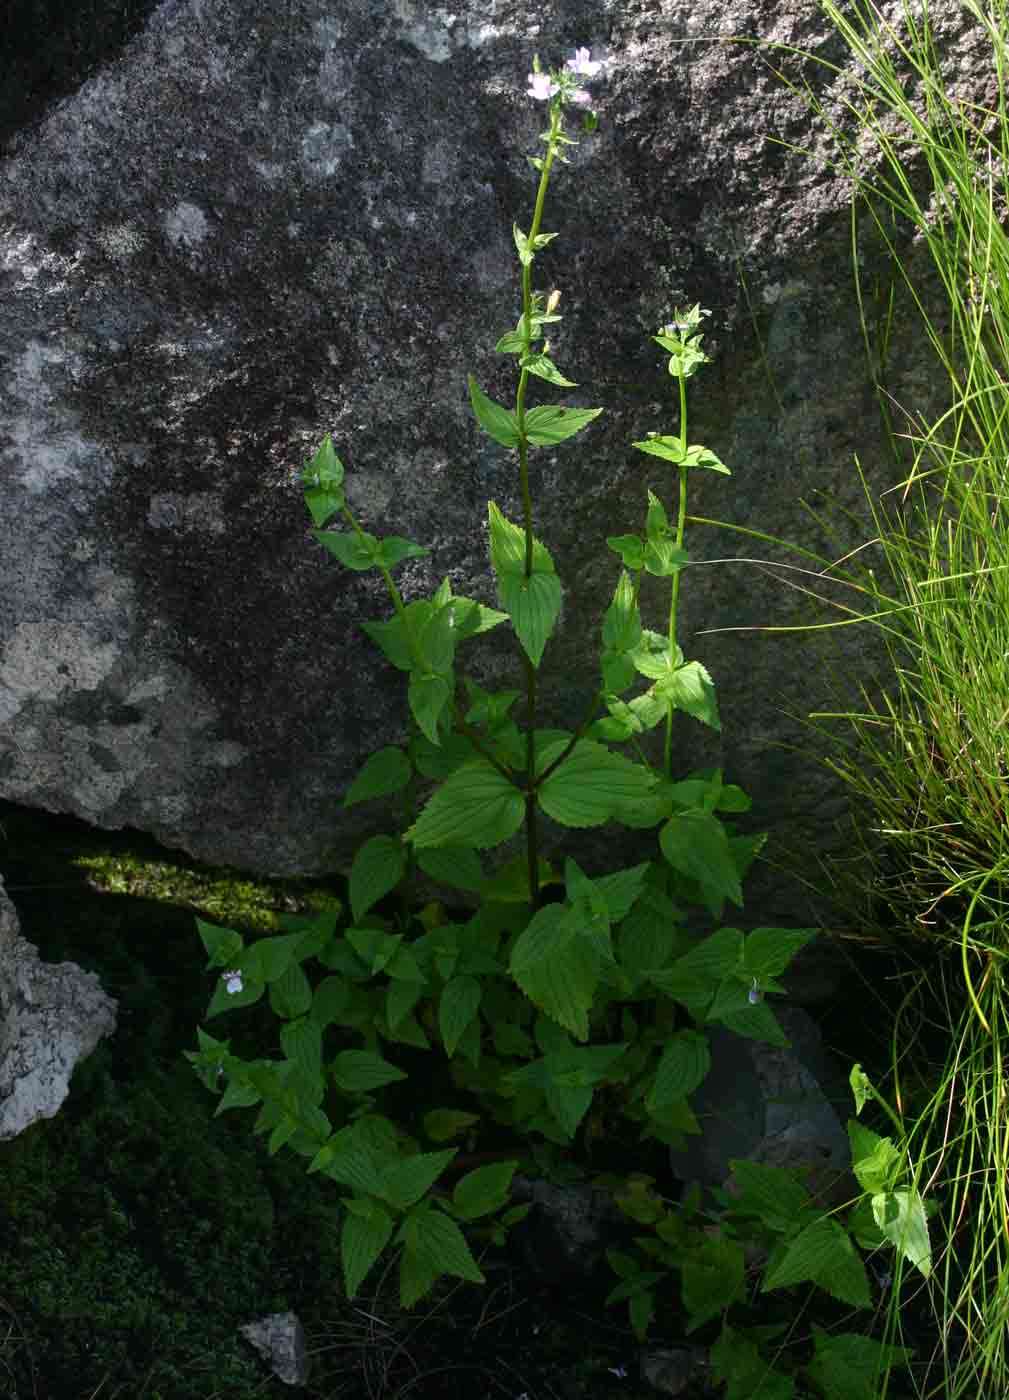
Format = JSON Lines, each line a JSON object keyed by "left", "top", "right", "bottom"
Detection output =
{"left": 0, "top": 875, "right": 118, "bottom": 1139}
{"left": 0, "top": 0, "right": 993, "bottom": 923}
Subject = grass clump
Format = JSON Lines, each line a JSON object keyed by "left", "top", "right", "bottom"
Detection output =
{"left": 727, "top": 2, "right": 1009, "bottom": 1394}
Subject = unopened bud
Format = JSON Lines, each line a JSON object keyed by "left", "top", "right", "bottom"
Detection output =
{"left": 546, "top": 289, "right": 561, "bottom": 314}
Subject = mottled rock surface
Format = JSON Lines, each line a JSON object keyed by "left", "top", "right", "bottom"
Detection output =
{"left": 0, "top": 874, "right": 118, "bottom": 1139}
{"left": 0, "top": 0, "right": 992, "bottom": 924}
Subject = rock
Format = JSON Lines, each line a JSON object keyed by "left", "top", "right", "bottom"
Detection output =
{"left": 0, "top": 0, "right": 993, "bottom": 927}
{"left": 669, "top": 1006, "right": 854, "bottom": 1209}
{"left": 511, "top": 1173, "right": 627, "bottom": 1282}
{"left": 0, "top": 874, "right": 118, "bottom": 1139}
{"left": 238, "top": 1311, "right": 310, "bottom": 1387}
{"left": 640, "top": 1346, "right": 709, "bottom": 1397}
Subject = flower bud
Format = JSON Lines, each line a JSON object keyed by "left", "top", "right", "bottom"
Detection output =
{"left": 546, "top": 289, "right": 562, "bottom": 314}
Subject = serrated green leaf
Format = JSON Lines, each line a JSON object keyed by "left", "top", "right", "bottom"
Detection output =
{"left": 711, "top": 1326, "right": 796, "bottom": 1400}
{"left": 280, "top": 1015, "right": 323, "bottom": 1081}
{"left": 726, "top": 1160, "right": 813, "bottom": 1231}
{"left": 382, "top": 1149, "right": 457, "bottom": 1211}
{"left": 804, "top": 1327, "right": 913, "bottom": 1400}
{"left": 377, "top": 536, "right": 430, "bottom": 569}
{"left": 386, "top": 977, "right": 424, "bottom": 1031}
{"left": 439, "top": 975, "right": 482, "bottom": 1057}
{"left": 762, "top": 1216, "right": 870, "bottom": 1308}
{"left": 513, "top": 222, "right": 533, "bottom": 265}
{"left": 648, "top": 1030, "right": 711, "bottom": 1110}
{"left": 408, "top": 671, "right": 452, "bottom": 746}
{"left": 314, "top": 529, "right": 381, "bottom": 571}
{"left": 416, "top": 846, "right": 485, "bottom": 893}
{"left": 306, "top": 977, "right": 349, "bottom": 1034}
{"left": 681, "top": 1235, "right": 745, "bottom": 1332}
{"left": 592, "top": 863, "right": 650, "bottom": 922}
{"left": 617, "top": 888, "right": 684, "bottom": 979}
{"left": 398, "top": 1244, "right": 441, "bottom": 1308}
{"left": 196, "top": 918, "right": 244, "bottom": 967}
{"left": 495, "top": 328, "right": 527, "bottom": 354}
{"left": 331, "top": 1050, "right": 408, "bottom": 1094}
{"left": 654, "top": 660, "right": 720, "bottom": 730}
{"left": 407, "top": 761, "right": 524, "bottom": 850}
{"left": 660, "top": 811, "right": 743, "bottom": 908}
{"left": 398, "top": 1204, "right": 485, "bottom": 1285}
{"left": 344, "top": 746, "right": 412, "bottom": 808}
{"left": 452, "top": 1161, "right": 518, "bottom": 1220}
{"left": 350, "top": 835, "right": 407, "bottom": 922}
{"left": 743, "top": 927, "right": 818, "bottom": 978}
{"left": 606, "top": 534, "right": 646, "bottom": 570}
{"left": 645, "top": 526, "right": 687, "bottom": 579}
{"left": 498, "top": 571, "right": 563, "bottom": 668}
{"left": 632, "top": 438, "right": 731, "bottom": 474}
{"left": 423, "top": 1109, "right": 480, "bottom": 1143}
{"left": 449, "top": 595, "right": 509, "bottom": 641}
{"left": 521, "top": 352, "right": 577, "bottom": 387}
{"left": 302, "top": 435, "right": 346, "bottom": 525}
{"left": 468, "top": 375, "right": 520, "bottom": 448}
{"left": 510, "top": 904, "right": 598, "bottom": 1041}
{"left": 650, "top": 927, "right": 743, "bottom": 1000}
{"left": 536, "top": 739, "right": 655, "bottom": 827}
{"left": 849, "top": 1121, "right": 901, "bottom": 1194}
{"left": 872, "top": 1188, "right": 931, "bottom": 1277}
{"left": 631, "top": 630, "right": 682, "bottom": 680}
{"left": 268, "top": 961, "right": 313, "bottom": 1019}
{"left": 342, "top": 1200, "right": 394, "bottom": 1299}
{"left": 524, "top": 404, "right": 603, "bottom": 446}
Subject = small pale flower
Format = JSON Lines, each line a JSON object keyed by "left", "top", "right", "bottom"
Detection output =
{"left": 566, "top": 47, "right": 602, "bottom": 78}
{"left": 222, "top": 969, "right": 244, "bottom": 995}
{"left": 569, "top": 88, "right": 592, "bottom": 107}
{"left": 528, "top": 71, "right": 558, "bottom": 101}
{"left": 748, "top": 977, "right": 762, "bottom": 1005}
{"left": 546, "top": 288, "right": 562, "bottom": 314}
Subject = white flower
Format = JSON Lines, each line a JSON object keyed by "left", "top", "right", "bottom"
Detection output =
{"left": 569, "top": 88, "right": 592, "bottom": 107}
{"left": 748, "top": 977, "right": 763, "bottom": 1005}
{"left": 222, "top": 969, "right": 244, "bottom": 995}
{"left": 527, "top": 71, "right": 558, "bottom": 101}
{"left": 566, "top": 47, "right": 602, "bottom": 78}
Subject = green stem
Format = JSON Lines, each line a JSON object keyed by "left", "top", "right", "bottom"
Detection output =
{"left": 516, "top": 102, "right": 563, "bottom": 911}
{"left": 664, "top": 373, "right": 690, "bottom": 777}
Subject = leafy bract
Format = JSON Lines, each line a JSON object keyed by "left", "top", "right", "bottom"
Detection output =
{"left": 488, "top": 502, "right": 561, "bottom": 667}
{"left": 302, "top": 435, "right": 345, "bottom": 525}
{"left": 631, "top": 436, "right": 730, "bottom": 473}
{"left": 468, "top": 376, "right": 520, "bottom": 448}
{"left": 524, "top": 404, "right": 603, "bottom": 446}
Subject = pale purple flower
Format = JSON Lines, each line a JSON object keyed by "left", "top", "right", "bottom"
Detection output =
{"left": 222, "top": 969, "right": 244, "bottom": 995}
{"left": 748, "top": 978, "right": 763, "bottom": 1005}
{"left": 569, "top": 88, "right": 592, "bottom": 107}
{"left": 528, "top": 71, "right": 558, "bottom": 101}
{"left": 566, "top": 47, "right": 602, "bottom": 78}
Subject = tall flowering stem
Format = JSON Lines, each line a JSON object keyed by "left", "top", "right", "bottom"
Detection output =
{"left": 516, "top": 54, "right": 599, "bottom": 907}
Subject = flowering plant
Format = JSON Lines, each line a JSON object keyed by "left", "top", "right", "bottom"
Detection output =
{"left": 185, "top": 48, "right": 923, "bottom": 1387}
